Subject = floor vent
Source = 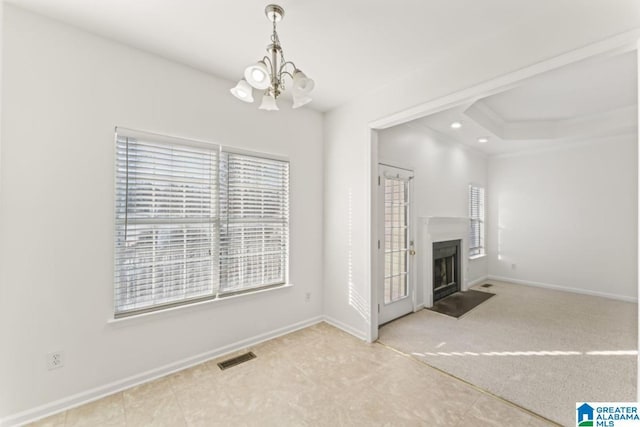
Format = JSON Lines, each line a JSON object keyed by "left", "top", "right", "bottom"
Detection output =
{"left": 481, "top": 283, "right": 493, "bottom": 288}
{"left": 217, "top": 352, "right": 256, "bottom": 370}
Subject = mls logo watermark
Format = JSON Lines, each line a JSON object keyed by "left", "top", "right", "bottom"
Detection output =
{"left": 577, "top": 402, "right": 640, "bottom": 426}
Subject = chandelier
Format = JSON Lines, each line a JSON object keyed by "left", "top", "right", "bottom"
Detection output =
{"left": 230, "top": 4, "right": 315, "bottom": 110}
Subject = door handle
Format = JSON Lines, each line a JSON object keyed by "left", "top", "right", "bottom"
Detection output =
{"left": 410, "top": 249, "right": 416, "bottom": 256}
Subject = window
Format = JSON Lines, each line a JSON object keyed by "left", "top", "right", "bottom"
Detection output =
{"left": 114, "top": 128, "right": 289, "bottom": 317}
{"left": 469, "top": 184, "right": 485, "bottom": 257}
{"left": 219, "top": 152, "right": 289, "bottom": 294}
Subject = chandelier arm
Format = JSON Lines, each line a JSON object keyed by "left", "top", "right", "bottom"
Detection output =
{"left": 280, "top": 61, "right": 296, "bottom": 71}
{"left": 262, "top": 55, "right": 273, "bottom": 69}
{"left": 280, "top": 70, "right": 294, "bottom": 80}
{"left": 279, "top": 61, "right": 297, "bottom": 76}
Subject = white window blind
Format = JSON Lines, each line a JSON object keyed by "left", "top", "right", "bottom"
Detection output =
{"left": 115, "top": 130, "right": 220, "bottom": 316}
{"left": 469, "top": 185, "right": 485, "bottom": 257}
{"left": 219, "top": 152, "right": 289, "bottom": 294}
{"left": 114, "top": 128, "right": 289, "bottom": 318}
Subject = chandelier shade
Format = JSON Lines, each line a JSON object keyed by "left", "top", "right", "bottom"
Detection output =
{"left": 244, "top": 61, "right": 270, "bottom": 90}
{"left": 259, "top": 93, "right": 279, "bottom": 111}
{"left": 231, "top": 4, "right": 314, "bottom": 110}
{"left": 229, "top": 79, "right": 255, "bottom": 102}
{"left": 292, "top": 70, "right": 314, "bottom": 95}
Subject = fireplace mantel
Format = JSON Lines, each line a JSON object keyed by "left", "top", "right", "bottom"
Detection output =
{"left": 418, "top": 216, "right": 470, "bottom": 308}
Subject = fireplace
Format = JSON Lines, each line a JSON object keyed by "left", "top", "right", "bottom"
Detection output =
{"left": 433, "top": 239, "right": 461, "bottom": 302}
{"left": 418, "top": 217, "right": 468, "bottom": 308}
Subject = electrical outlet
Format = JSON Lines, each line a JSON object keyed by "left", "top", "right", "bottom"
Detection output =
{"left": 511, "top": 263, "right": 517, "bottom": 270}
{"left": 47, "top": 351, "right": 64, "bottom": 370}
{"left": 305, "top": 292, "right": 311, "bottom": 302}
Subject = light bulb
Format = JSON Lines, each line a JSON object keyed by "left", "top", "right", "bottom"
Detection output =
{"left": 252, "top": 69, "right": 266, "bottom": 82}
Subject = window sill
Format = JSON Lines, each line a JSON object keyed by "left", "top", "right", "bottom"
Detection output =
{"left": 469, "top": 254, "right": 486, "bottom": 260}
{"left": 107, "top": 283, "right": 294, "bottom": 326}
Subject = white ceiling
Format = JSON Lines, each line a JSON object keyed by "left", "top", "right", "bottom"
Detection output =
{"left": 482, "top": 53, "right": 638, "bottom": 122}
{"left": 413, "top": 51, "right": 638, "bottom": 156}
{"left": 7, "top": 0, "right": 640, "bottom": 112}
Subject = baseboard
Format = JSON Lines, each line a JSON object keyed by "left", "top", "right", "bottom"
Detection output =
{"left": 487, "top": 275, "right": 638, "bottom": 303}
{"left": 1, "top": 315, "right": 324, "bottom": 427}
{"left": 467, "top": 275, "right": 490, "bottom": 288}
{"left": 414, "top": 303, "right": 425, "bottom": 311}
{"left": 323, "top": 316, "right": 367, "bottom": 341}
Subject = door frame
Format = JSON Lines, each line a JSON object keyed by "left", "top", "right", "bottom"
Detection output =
{"left": 368, "top": 31, "right": 640, "bottom": 342}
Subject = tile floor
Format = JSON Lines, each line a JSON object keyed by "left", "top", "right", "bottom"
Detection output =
{"left": 27, "top": 322, "right": 556, "bottom": 426}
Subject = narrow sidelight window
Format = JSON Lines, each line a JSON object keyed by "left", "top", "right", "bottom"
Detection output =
{"left": 468, "top": 184, "right": 485, "bottom": 257}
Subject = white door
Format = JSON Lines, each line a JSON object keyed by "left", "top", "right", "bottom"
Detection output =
{"left": 378, "top": 164, "right": 414, "bottom": 325}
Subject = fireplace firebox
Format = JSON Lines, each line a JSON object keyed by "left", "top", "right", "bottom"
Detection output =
{"left": 433, "top": 239, "right": 461, "bottom": 302}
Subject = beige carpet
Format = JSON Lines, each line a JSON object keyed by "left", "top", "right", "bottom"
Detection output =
{"left": 27, "top": 322, "right": 555, "bottom": 427}
{"left": 378, "top": 281, "right": 638, "bottom": 427}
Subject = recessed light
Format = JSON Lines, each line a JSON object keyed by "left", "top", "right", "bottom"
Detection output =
{"left": 450, "top": 121, "right": 462, "bottom": 129}
{"left": 477, "top": 137, "right": 489, "bottom": 144}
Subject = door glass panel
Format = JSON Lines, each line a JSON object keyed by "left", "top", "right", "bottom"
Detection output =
{"left": 391, "top": 276, "right": 399, "bottom": 300}
{"left": 384, "top": 177, "right": 409, "bottom": 304}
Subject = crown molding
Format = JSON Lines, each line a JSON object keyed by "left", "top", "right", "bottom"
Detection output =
{"left": 464, "top": 99, "right": 636, "bottom": 143}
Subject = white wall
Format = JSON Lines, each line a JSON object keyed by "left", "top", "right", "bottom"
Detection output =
{"left": 323, "top": 10, "right": 640, "bottom": 340}
{"left": 0, "top": 6, "right": 323, "bottom": 422}
{"left": 487, "top": 136, "right": 638, "bottom": 300}
{"left": 377, "top": 124, "right": 488, "bottom": 306}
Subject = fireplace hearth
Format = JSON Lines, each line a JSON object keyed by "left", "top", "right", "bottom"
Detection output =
{"left": 433, "top": 239, "right": 461, "bottom": 302}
